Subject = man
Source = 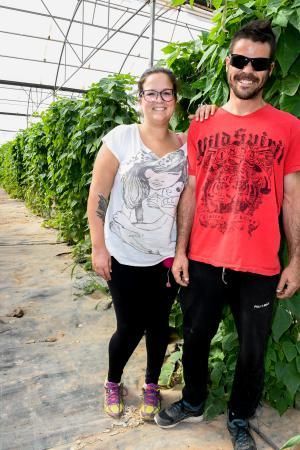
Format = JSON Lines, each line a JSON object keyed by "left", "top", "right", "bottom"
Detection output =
{"left": 155, "top": 19, "right": 300, "bottom": 450}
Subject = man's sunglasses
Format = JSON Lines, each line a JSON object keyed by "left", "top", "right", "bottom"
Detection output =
{"left": 230, "top": 54, "right": 272, "bottom": 71}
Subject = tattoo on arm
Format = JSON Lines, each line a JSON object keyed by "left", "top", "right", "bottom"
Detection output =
{"left": 96, "top": 194, "right": 108, "bottom": 223}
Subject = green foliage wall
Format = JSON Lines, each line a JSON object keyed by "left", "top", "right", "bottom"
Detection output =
{"left": 0, "top": 75, "right": 138, "bottom": 245}
{"left": 166, "top": 0, "right": 300, "bottom": 132}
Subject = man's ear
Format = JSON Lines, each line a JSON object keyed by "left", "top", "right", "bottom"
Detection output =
{"left": 269, "top": 61, "right": 275, "bottom": 76}
{"left": 225, "top": 55, "right": 230, "bottom": 72}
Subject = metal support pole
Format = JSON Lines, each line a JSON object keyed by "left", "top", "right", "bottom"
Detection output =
{"left": 149, "top": 0, "right": 156, "bottom": 67}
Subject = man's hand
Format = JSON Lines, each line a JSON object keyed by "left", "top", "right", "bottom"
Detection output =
{"left": 276, "top": 261, "right": 300, "bottom": 299}
{"left": 188, "top": 104, "right": 218, "bottom": 122}
{"left": 172, "top": 253, "right": 189, "bottom": 286}
{"left": 92, "top": 247, "right": 112, "bottom": 281}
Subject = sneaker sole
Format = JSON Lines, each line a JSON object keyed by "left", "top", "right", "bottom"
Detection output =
{"left": 154, "top": 414, "right": 203, "bottom": 429}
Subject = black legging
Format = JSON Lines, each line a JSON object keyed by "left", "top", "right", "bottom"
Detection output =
{"left": 107, "top": 257, "right": 178, "bottom": 384}
{"left": 180, "top": 260, "right": 279, "bottom": 419}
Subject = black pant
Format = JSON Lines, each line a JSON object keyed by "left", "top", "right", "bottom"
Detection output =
{"left": 180, "top": 260, "right": 279, "bottom": 419}
{"left": 107, "top": 257, "right": 178, "bottom": 384}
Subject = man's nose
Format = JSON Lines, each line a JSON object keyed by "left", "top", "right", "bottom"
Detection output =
{"left": 243, "top": 61, "right": 254, "bottom": 72}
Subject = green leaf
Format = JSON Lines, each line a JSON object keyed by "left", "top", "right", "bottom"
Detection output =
{"left": 290, "top": 55, "right": 300, "bottom": 77}
{"left": 212, "top": 0, "right": 223, "bottom": 8}
{"left": 275, "top": 360, "right": 286, "bottom": 381}
{"left": 267, "top": 0, "right": 284, "bottom": 13}
{"left": 289, "top": 9, "right": 300, "bottom": 30}
{"left": 282, "top": 361, "right": 300, "bottom": 398}
{"left": 281, "top": 435, "right": 300, "bottom": 449}
{"left": 276, "top": 26, "right": 300, "bottom": 77}
{"left": 170, "top": 0, "right": 185, "bottom": 5}
{"left": 210, "top": 361, "right": 224, "bottom": 386}
{"left": 222, "top": 332, "right": 238, "bottom": 352}
{"left": 158, "top": 361, "right": 176, "bottom": 387}
{"left": 282, "top": 340, "right": 297, "bottom": 362}
{"left": 279, "top": 94, "right": 300, "bottom": 117}
{"left": 197, "top": 44, "right": 217, "bottom": 69}
{"left": 272, "top": 9, "right": 291, "bottom": 27}
{"left": 272, "top": 306, "right": 293, "bottom": 342}
{"left": 114, "top": 116, "right": 124, "bottom": 125}
{"left": 281, "top": 74, "right": 300, "bottom": 96}
{"left": 284, "top": 293, "right": 300, "bottom": 318}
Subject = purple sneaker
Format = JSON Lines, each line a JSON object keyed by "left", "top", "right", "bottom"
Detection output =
{"left": 104, "top": 381, "right": 126, "bottom": 419}
{"left": 140, "top": 383, "right": 161, "bottom": 421}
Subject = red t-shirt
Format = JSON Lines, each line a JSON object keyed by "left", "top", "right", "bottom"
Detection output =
{"left": 187, "top": 104, "right": 300, "bottom": 275}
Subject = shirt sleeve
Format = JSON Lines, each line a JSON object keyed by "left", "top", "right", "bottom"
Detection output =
{"left": 284, "top": 116, "right": 300, "bottom": 175}
{"left": 187, "top": 120, "right": 198, "bottom": 176}
{"left": 102, "top": 125, "right": 127, "bottom": 162}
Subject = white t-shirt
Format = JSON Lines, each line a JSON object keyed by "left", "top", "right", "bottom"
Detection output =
{"left": 103, "top": 124, "right": 187, "bottom": 266}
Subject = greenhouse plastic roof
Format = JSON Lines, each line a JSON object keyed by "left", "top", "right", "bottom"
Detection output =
{"left": 0, "top": 0, "right": 213, "bottom": 144}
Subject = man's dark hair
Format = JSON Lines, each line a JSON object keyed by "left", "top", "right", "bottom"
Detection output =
{"left": 229, "top": 20, "right": 276, "bottom": 60}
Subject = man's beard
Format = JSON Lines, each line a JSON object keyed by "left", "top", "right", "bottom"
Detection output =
{"left": 228, "top": 71, "right": 270, "bottom": 100}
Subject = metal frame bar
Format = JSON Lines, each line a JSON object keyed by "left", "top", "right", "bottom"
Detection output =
{"left": 0, "top": 54, "right": 114, "bottom": 75}
{"left": 51, "top": 0, "right": 151, "bottom": 95}
{"left": 0, "top": 129, "right": 19, "bottom": 132}
{"left": 0, "top": 79, "right": 87, "bottom": 94}
{"left": 54, "top": 0, "right": 84, "bottom": 88}
{"left": 0, "top": 30, "right": 148, "bottom": 61}
{"left": 0, "top": 111, "right": 32, "bottom": 117}
{"left": 39, "top": 0, "right": 82, "bottom": 64}
{"left": 119, "top": 2, "right": 169, "bottom": 73}
{"left": 0, "top": 5, "right": 171, "bottom": 44}
{"left": 86, "top": 0, "right": 213, "bottom": 26}
{"left": 0, "top": 0, "right": 213, "bottom": 140}
{"left": 149, "top": 0, "right": 156, "bottom": 67}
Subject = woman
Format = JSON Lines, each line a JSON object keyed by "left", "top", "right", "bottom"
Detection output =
{"left": 87, "top": 67, "right": 214, "bottom": 421}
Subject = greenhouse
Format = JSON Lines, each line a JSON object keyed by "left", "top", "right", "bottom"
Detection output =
{"left": 0, "top": 0, "right": 300, "bottom": 449}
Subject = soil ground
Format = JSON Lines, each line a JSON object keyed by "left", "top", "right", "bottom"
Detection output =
{"left": 0, "top": 188, "right": 299, "bottom": 450}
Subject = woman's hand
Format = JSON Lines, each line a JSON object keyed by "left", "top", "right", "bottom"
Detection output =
{"left": 92, "top": 246, "right": 112, "bottom": 281}
{"left": 188, "top": 104, "right": 218, "bottom": 122}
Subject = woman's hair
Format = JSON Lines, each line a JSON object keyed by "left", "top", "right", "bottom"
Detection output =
{"left": 229, "top": 19, "right": 276, "bottom": 60}
{"left": 137, "top": 67, "right": 178, "bottom": 99}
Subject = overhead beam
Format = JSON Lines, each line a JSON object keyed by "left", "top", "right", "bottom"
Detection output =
{"left": 0, "top": 30, "right": 148, "bottom": 61}
{"left": 0, "top": 111, "right": 32, "bottom": 117}
{"left": 0, "top": 79, "right": 87, "bottom": 94}
{"left": 0, "top": 5, "right": 170, "bottom": 44}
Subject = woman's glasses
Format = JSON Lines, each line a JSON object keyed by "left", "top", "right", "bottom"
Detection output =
{"left": 140, "top": 89, "right": 175, "bottom": 102}
{"left": 230, "top": 54, "right": 272, "bottom": 71}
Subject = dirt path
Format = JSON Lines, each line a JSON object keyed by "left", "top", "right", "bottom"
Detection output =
{"left": 0, "top": 188, "right": 299, "bottom": 450}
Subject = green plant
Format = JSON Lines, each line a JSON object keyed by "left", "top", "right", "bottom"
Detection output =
{"left": 280, "top": 434, "right": 300, "bottom": 449}
{"left": 164, "top": 0, "right": 300, "bottom": 125}
{"left": 0, "top": 74, "right": 138, "bottom": 246}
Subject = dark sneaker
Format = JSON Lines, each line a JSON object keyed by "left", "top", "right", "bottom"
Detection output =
{"left": 227, "top": 418, "right": 257, "bottom": 450}
{"left": 104, "top": 381, "right": 126, "bottom": 419}
{"left": 140, "top": 383, "right": 161, "bottom": 421}
{"left": 154, "top": 399, "right": 204, "bottom": 429}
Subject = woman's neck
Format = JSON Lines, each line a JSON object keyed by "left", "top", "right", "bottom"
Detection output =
{"left": 139, "top": 122, "right": 170, "bottom": 141}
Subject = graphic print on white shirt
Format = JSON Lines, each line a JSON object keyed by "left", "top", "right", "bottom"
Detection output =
{"left": 109, "top": 148, "right": 186, "bottom": 255}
